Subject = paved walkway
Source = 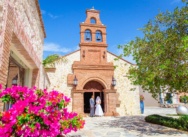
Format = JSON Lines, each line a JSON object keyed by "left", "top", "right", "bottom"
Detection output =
{"left": 67, "top": 107, "right": 188, "bottom": 137}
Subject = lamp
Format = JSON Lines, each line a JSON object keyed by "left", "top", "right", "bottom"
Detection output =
{"left": 12, "top": 74, "right": 18, "bottom": 86}
{"left": 112, "top": 76, "right": 116, "bottom": 86}
{"left": 73, "top": 76, "right": 78, "bottom": 86}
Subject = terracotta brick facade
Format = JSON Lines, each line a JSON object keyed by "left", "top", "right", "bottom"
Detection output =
{"left": 0, "top": 4, "right": 14, "bottom": 87}
{"left": 7, "top": 67, "right": 19, "bottom": 87}
{"left": 0, "top": 0, "right": 49, "bottom": 111}
{"left": 0, "top": 0, "right": 45, "bottom": 86}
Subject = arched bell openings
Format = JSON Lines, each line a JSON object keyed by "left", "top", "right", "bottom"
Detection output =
{"left": 85, "top": 29, "right": 92, "bottom": 41}
{"left": 90, "top": 17, "right": 96, "bottom": 24}
{"left": 96, "top": 30, "right": 102, "bottom": 42}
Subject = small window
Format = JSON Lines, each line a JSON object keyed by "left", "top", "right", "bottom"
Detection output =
{"left": 96, "top": 30, "right": 102, "bottom": 42}
{"left": 90, "top": 17, "right": 96, "bottom": 24}
{"left": 85, "top": 29, "right": 92, "bottom": 41}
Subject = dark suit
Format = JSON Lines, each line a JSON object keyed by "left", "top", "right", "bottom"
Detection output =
{"left": 90, "top": 98, "right": 95, "bottom": 117}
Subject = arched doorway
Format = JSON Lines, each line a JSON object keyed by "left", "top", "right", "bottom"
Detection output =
{"left": 83, "top": 81, "right": 104, "bottom": 113}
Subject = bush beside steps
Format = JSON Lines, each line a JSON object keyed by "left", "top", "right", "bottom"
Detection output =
{"left": 145, "top": 114, "right": 188, "bottom": 131}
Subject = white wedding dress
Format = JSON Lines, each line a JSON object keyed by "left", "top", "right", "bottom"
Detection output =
{"left": 95, "top": 100, "right": 104, "bottom": 116}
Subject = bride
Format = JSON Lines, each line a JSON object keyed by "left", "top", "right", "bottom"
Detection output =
{"left": 95, "top": 96, "right": 104, "bottom": 116}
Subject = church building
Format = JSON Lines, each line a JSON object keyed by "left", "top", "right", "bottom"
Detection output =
{"left": 46, "top": 8, "right": 140, "bottom": 116}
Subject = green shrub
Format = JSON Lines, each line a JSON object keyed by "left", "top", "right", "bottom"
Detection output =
{"left": 180, "top": 95, "right": 188, "bottom": 103}
{"left": 178, "top": 115, "right": 188, "bottom": 129}
{"left": 145, "top": 114, "right": 188, "bottom": 131}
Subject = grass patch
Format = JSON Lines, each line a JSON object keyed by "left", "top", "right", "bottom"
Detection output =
{"left": 145, "top": 114, "right": 188, "bottom": 131}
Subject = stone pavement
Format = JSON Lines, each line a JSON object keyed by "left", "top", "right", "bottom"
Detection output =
{"left": 67, "top": 107, "right": 188, "bottom": 137}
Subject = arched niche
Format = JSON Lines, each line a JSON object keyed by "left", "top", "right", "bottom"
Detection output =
{"left": 85, "top": 29, "right": 92, "bottom": 41}
{"left": 90, "top": 17, "right": 96, "bottom": 24}
{"left": 96, "top": 30, "right": 102, "bottom": 42}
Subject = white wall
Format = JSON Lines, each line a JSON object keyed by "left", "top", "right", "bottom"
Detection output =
{"left": 107, "top": 52, "right": 140, "bottom": 115}
{"left": 46, "top": 51, "right": 80, "bottom": 111}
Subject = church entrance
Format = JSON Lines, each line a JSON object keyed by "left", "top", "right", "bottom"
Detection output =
{"left": 83, "top": 81, "right": 105, "bottom": 114}
{"left": 84, "top": 92, "right": 93, "bottom": 113}
{"left": 84, "top": 91, "right": 104, "bottom": 113}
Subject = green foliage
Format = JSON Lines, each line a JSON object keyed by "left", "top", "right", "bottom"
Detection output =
{"left": 2, "top": 95, "right": 15, "bottom": 103}
{"left": 58, "top": 100, "right": 65, "bottom": 109}
{"left": 43, "top": 54, "right": 60, "bottom": 66}
{"left": 119, "top": 1, "right": 188, "bottom": 97}
{"left": 145, "top": 114, "right": 188, "bottom": 131}
{"left": 180, "top": 95, "right": 188, "bottom": 103}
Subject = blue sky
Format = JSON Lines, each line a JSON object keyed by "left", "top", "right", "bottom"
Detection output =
{"left": 39, "top": 0, "right": 184, "bottom": 63}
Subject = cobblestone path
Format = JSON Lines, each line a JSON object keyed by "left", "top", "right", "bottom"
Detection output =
{"left": 68, "top": 108, "right": 188, "bottom": 137}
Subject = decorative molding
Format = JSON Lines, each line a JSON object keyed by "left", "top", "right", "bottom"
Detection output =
{"left": 88, "top": 49, "right": 100, "bottom": 52}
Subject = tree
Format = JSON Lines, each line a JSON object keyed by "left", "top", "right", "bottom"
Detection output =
{"left": 43, "top": 54, "right": 60, "bottom": 67}
{"left": 43, "top": 54, "right": 67, "bottom": 67}
{"left": 119, "top": 1, "right": 188, "bottom": 98}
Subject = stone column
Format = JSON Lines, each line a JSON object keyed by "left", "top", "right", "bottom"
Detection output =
{"left": 0, "top": 5, "right": 14, "bottom": 86}
{"left": 72, "top": 92, "right": 84, "bottom": 115}
{"left": 32, "top": 69, "right": 39, "bottom": 87}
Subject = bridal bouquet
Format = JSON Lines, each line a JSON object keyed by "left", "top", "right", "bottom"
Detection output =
{"left": 0, "top": 85, "right": 85, "bottom": 137}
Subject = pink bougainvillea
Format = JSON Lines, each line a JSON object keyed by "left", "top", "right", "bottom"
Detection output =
{"left": 0, "top": 85, "right": 85, "bottom": 137}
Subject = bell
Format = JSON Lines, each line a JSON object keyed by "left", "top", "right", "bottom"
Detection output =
{"left": 96, "top": 36, "right": 101, "bottom": 41}
{"left": 86, "top": 33, "right": 91, "bottom": 40}
{"left": 86, "top": 36, "right": 90, "bottom": 40}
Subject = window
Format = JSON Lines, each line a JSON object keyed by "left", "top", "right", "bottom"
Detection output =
{"left": 85, "top": 29, "right": 92, "bottom": 41}
{"left": 96, "top": 30, "right": 102, "bottom": 42}
{"left": 90, "top": 17, "right": 96, "bottom": 24}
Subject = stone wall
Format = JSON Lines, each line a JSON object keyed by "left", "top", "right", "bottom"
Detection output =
{"left": 0, "top": 0, "right": 6, "bottom": 69}
{"left": 0, "top": 0, "right": 45, "bottom": 87}
{"left": 0, "top": 0, "right": 46, "bottom": 111}
{"left": 12, "top": 0, "right": 45, "bottom": 61}
{"left": 107, "top": 52, "right": 140, "bottom": 115}
{"left": 39, "top": 65, "right": 50, "bottom": 89}
{"left": 46, "top": 51, "right": 81, "bottom": 111}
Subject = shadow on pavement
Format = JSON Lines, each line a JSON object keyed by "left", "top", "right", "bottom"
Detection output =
{"left": 98, "top": 116, "right": 188, "bottom": 136}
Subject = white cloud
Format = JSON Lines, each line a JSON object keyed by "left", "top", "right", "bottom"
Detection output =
{"left": 47, "top": 13, "right": 58, "bottom": 19}
{"left": 41, "top": 9, "right": 59, "bottom": 19}
{"left": 44, "top": 42, "right": 71, "bottom": 53}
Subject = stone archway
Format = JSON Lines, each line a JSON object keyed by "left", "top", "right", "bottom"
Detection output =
{"left": 83, "top": 81, "right": 105, "bottom": 113}
{"left": 84, "top": 81, "right": 104, "bottom": 91}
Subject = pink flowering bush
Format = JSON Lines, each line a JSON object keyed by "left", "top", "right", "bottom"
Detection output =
{"left": 0, "top": 85, "right": 85, "bottom": 137}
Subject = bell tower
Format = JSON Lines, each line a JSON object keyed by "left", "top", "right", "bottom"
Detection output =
{"left": 68, "top": 8, "right": 119, "bottom": 116}
{"left": 79, "top": 8, "right": 108, "bottom": 64}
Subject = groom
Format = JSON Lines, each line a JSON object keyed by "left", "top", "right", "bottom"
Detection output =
{"left": 89, "top": 95, "right": 95, "bottom": 117}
